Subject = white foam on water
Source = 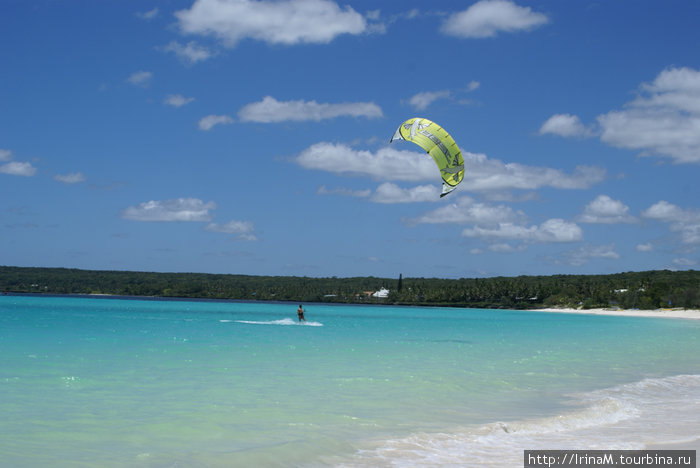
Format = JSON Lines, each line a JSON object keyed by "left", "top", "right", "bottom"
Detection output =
{"left": 339, "top": 374, "right": 700, "bottom": 467}
{"left": 223, "top": 318, "right": 323, "bottom": 327}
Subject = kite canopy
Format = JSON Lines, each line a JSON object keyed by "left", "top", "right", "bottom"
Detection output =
{"left": 390, "top": 118, "right": 465, "bottom": 197}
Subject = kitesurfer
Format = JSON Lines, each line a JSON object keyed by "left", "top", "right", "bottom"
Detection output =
{"left": 297, "top": 304, "right": 306, "bottom": 322}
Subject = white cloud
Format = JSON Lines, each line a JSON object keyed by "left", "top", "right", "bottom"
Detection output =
{"left": 126, "top": 71, "right": 152, "bottom": 87}
{"left": 441, "top": 0, "right": 548, "bottom": 39}
{"left": 162, "top": 41, "right": 215, "bottom": 64}
{"left": 463, "top": 223, "right": 537, "bottom": 241}
{"left": 198, "top": 114, "right": 234, "bottom": 130}
{"left": 295, "top": 143, "right": 605, "bottom": 194}
{"left": 122, "top": 198, "right": 216, "bottom": 222}
{"left": 578, "top": 195, "right": 636, "bottom": 224}
{"left": 643, "top": 200, "right": 700, "bottom": 245}
{"left": 205, "top": 219, "right": 257, "bottom": 241}
{"left": 462, "top": 218, "right": 583, "bottom": 243}
{"left": 408, "top": 196, "right": 526, "bottom": 225}
{"left": 408, "top": 196, "right": 583, "bottom": 248}
{"left": 408, "top": 90, "right": 451, "bottom": 111}
{"left": 317, "top": 183, "right": 437, "bottom": 203}
{"left": 636, "top": 243, "right": 653, "bottom": 252}
{"left": 175, "top": 0, "right": 368, "bottom": 47}
{"left": 0, "top": 149, "right": 37, "bottom": 176}
{"left": 677, "top": 225, "right": 700, "bottom": 246}
{"left": 597, "top": 67, "right": 700, "bottom": 164}
{"left": 53, "top": 172, "right": 86, "bottom": 184}
{"left": 536, "top": 218, "right": 585, "bottom": 242}
{"left": 488, "top": 243, "right": 526, "bottom": 253}
{"left": 539, "top": 113, "right": 591, "bottom": 138}
{"left": 296, "top": 143, "right": 436, "bottom": 182}
{"left": 642, "top": 200, "right": 686, "bottom": 221}
{"left": 462, "top": 152, "right": 605, "bottom": 191}
{"left": 0, "top": 161, "right": 37, "bottom": 177}
{"left": 238, "top": 96, "right": 382, "bottom": 122}
{"left": 558, "top": 244, "right": 620, "bottom": 266}
{"left": 136, "top": 8, "right": 159, "bottom": 20}
{"left": 370, "top": 183, "right": 437, "bottom": 203}
{"left": 408, "top": 83, "right": 480, "bottom": 111}
{"left": 673, "top": 257, "right": 697, "bottom": 267}
{"left": 164, "top": 94, "right": 195, "bottom": 108}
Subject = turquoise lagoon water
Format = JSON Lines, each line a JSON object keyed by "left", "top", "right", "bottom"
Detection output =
{"left": 1, "top": 295, "right": 699, "bottom": 467}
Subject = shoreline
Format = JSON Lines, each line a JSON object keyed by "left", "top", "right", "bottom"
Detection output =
{"left": 6, "top": 292, "right": 700, "bottom": 320}
{"left": 532, "top": 306, "right": 700, "bottom": 320}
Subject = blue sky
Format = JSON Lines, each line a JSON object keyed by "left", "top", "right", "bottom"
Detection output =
{"left": 2, "top": 0, "right": 699, "bottom": 279}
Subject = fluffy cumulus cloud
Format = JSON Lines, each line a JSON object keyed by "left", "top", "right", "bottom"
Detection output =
{"left": 295, "top": 143, "right": 605, "bottom": 199}
{"left": 205, "top": 220, "right": 257, "bottom": 241}
{"left": 597, "top": 67, "right": 700, "bottom": 164}
{"left": 462, "top": 152, "right": 605, "bottom": 191}
{"left": 578, "top": 195, "right": 636, "bottom": 224}
{"left": 198, "top": 114, "right": 234, "bottom": 130}
{"left": 0, "top": 149, "right": 37, "bottom": 177}
{"left": 121, "top": 198, "right": 257, "bottom": 239}
{"left": 441, "top": 0, "right": 548, "bottom": 39}
{"left": 238, "top": 96, "right": 382, "bottom": 122}
{"left": 0, "top": 162, "right": 36, "bottom": 177}
{"left": 122, "top": 198, "right": 216, "bottom": 222}
{"left": 296, "top": 143, "right": 437, "bottom": 182}
{"left": 539, "top": 113, "right": 591, "bottom": 138}
{"left": 175, "top": 0, "right": 368, "bottom": 47}
{"left": 461, "top": 218, "right": 583, "bottom": 244}
{"left": 643, "top": 200, "right": 700, "bottom": 245}
{"left": 642, "top": 200, "right": 685, "bottom": 221}
{"left": 540, "top": 68, "right": 700, "bottom": 164}
{"left": 407, "top": 196, "right": 527, "bottom": 226}
{"left": 406, "top": 197, "right": 582, "bottom": 249}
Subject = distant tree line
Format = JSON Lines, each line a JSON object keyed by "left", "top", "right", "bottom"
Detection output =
{"left": 1, "top": 266, "right": 698, "bottom": 310}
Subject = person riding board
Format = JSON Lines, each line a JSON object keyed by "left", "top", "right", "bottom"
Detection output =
{"left": 297, "top": 304, "right": 306, "bottom": 322}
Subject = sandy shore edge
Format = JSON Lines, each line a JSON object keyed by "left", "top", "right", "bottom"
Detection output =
{"left": 531, "top": 307, "right": 700, "bottom": 320}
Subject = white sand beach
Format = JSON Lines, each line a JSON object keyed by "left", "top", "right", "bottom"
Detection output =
{"left": 533, "top": 307, "right": 700, "bottom": 320}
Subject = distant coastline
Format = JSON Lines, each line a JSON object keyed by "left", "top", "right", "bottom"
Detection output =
{"left": 1, "top": 266, "right": 699, "bottom": 311}
{"left": 6, "top": 291, "right": 700, "bottom": 320}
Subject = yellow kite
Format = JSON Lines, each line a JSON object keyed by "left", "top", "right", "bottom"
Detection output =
{"left": 390, "top": 118, "right": 465, "bottom": 197}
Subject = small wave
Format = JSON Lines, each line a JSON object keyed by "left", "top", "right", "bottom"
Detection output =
{"left": 221, "top": 318, "right": 323, "bottom": 327}
{"left": 340, "top": 374, "right": 700, "bottom": 467}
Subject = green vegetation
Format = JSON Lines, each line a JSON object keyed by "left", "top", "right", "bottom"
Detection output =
{"left": 1, "top": 266, "right": 698, "bottom": 310}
